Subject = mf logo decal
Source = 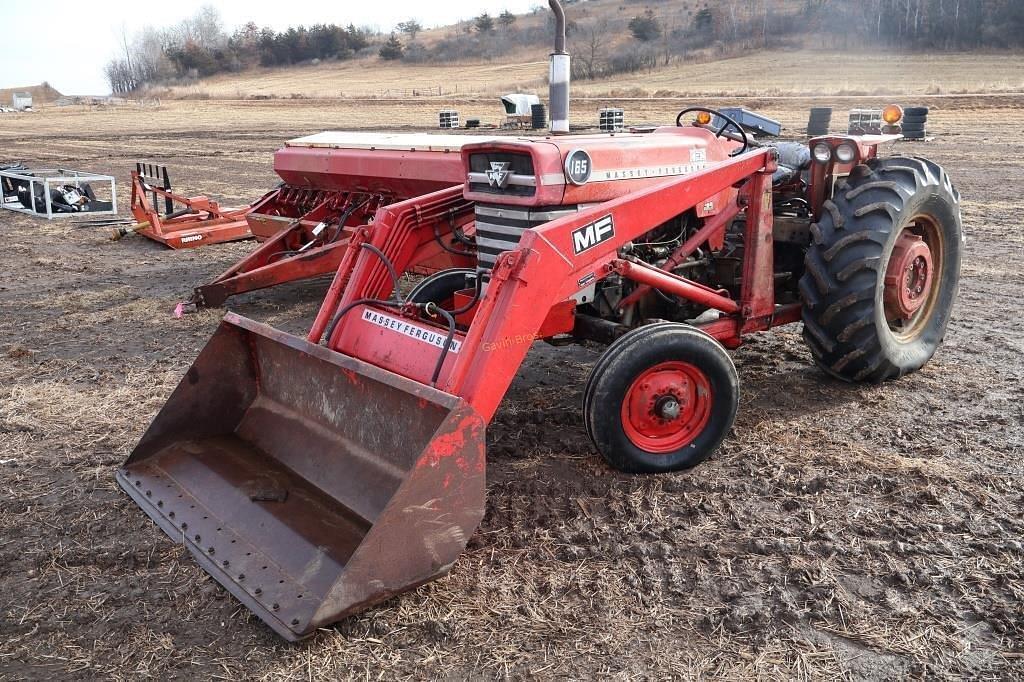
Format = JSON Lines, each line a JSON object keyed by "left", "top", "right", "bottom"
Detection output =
{"left": 692, "top": 148, "right": 707, "bottom": 164}
{"left": 485, "top": 161, "right": 512, "bottom": 188}
{"left": 572, "top": 215, "right": 614, "bottom": 254}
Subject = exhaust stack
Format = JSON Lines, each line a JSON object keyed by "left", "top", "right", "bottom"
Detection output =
{"left": 548, "top": 0, "right": 570, "bottom": 134}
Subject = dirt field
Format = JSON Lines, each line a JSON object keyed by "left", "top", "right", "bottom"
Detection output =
{"left": 1, "top": 95, "right": 1023, "bottom": 679}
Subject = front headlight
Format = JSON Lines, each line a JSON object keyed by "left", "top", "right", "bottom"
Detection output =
{"left": 812, "top": 142, "right": 832, "bottom": 163}
{"left": 835, "top": 142, "right": 857, "bottom": 163}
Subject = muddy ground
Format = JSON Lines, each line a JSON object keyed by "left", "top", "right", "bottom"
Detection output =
{"left": 1, "top": 98, "right": 1022, "bottom": 679}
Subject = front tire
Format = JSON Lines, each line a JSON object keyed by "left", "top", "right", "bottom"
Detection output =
{"left": 584, "top": 324, "right": 739, "bottom": 473}
{"left": 799, "top": 156, "right": 962, "bottom": 382}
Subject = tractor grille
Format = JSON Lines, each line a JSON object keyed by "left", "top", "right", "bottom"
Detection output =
{"left": 467, "top": 152, "right": 536, "bottom": 197}
{"left": 474, "top": 203, "right": 578, "bottom": 273}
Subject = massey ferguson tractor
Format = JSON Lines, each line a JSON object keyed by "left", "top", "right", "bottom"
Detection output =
{"left": 117, "top": 1, "right": 962, "bottom": 641}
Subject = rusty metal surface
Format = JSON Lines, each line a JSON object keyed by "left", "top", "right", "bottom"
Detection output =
{"left": 118, "top": 314, "right": 486, "bottom": 640}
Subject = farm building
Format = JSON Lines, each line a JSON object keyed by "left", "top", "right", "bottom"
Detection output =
{"left": 12, "top": 91, "right": 32, "bottom": 110}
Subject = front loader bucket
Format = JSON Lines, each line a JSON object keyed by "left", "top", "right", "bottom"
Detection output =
{"left": 116, "top": 312, "right": 486, "bottom": 641}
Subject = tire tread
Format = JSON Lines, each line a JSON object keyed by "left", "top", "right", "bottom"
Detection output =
{"left": 798, "top": 156, "right": 960, "bottom": 382}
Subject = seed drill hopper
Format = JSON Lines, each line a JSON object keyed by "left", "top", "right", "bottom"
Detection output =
{"left": 119, "top": 1, "right": 962, "bottom": 641}
{"left": 191, "top": 132, "right": 498, "bottom": 307}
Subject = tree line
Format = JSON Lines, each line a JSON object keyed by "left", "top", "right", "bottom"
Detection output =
{"left": 106, "top": 1, "right": 1024, "bottom": 94}
{"left": 377, "top": 0, "right": 1023, "bottom": 77}
{"left": 105, "top": 6, "right": 372, "bottom": 93}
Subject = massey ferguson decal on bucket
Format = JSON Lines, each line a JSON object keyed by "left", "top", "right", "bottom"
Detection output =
{"left": 362, "top": 308, "right": 463, "bottom": 352}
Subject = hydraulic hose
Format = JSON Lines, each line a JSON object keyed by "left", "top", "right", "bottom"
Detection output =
{"left": 320, "top": 242, "right": 460, "bottom": 387}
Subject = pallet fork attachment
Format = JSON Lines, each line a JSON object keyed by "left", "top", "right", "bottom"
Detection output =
{"left": 118, "top": 163, "right": 256, "bottom": 249}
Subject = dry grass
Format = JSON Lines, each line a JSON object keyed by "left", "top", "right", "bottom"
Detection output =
{"left": 573, "top": 50, "right": 1024, "bottom": 98}
{"left": 3, "top": 94, "right": 1022, "bottom": 150}
{"left": 166, "top": 57, "right": 551, "bottom": 100}
{"left": 154, "top": 50, "right": 1024, "bottom": 101}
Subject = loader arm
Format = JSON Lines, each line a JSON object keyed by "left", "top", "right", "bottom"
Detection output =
{"left": 443, "top": 147, "right": 778, "bottom": 419}
{"left": 313, "top": 147, "right": 776, "bottom": 421}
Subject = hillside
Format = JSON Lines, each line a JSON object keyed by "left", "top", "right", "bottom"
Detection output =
{"left": 573, "top": 50, "right": 1024, "bottom": 97}
{"left": 0, "top": 82, "right": 62, "bottom": 105}
{"left": 167, "top": 58, "right": 550, "bottom": 99}
{"left": 113, "top": 0, "right": 1023, "bottom": 102}
{"left": 163, "top": 50, "right": 1024, "bottom": 100}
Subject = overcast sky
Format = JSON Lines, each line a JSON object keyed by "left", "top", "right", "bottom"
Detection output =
{"left": 1, "top": 0, "right": 542, "bottom": 96}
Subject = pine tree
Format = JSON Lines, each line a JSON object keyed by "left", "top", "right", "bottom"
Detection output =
{"left": 378, "top": 33, "right": 404, "bottom": 60}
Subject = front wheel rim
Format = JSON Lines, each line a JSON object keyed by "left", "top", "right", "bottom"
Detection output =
{"left": 620, "top": 361, "right": 713, "bottom": 453}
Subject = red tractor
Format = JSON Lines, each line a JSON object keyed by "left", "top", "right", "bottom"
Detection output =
{"left": 118, "top": 2, "right": 962, "bottom": 641}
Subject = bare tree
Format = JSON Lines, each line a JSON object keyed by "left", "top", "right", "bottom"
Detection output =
{"left": 659, "top": 11, "right": 676, "bottom": 66}
{"left": 104, "top": 23, "right": 140, "bottom": 93}
{"left": 576, "top": 19, "right": 609, "bottom": 79}
{"left": 119, "top": 23, "right": 135, "bottom": 87}
{"left": 168, "top": 4, "right": 225, "bottom": 49}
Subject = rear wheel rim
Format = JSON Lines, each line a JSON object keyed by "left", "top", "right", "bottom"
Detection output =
{"left": 884, "top": 215, "right": 943, "bottom": 342}
{"left": 620, "top": 361, "right": 712, "bottom": 453}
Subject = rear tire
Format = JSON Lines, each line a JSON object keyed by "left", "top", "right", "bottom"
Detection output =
{"left": 799, "top": 157, "right": 962, "bottom": 382}
{"left": 584, "top": 324, "right": 739, "bottom": 473}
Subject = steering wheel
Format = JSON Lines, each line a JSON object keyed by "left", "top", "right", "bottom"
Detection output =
{"left": 676, "top": 107, "right": 749, "bottom": 157}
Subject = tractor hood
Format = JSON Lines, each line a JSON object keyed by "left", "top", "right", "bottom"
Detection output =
{"left": 462, "top": 126, "right": 736, "bottom": 207}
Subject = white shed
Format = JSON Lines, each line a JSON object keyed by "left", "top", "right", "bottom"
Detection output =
{"left": 12, "top": 92, "right": 32, "bottom": 111}
{"left": 500, "top": 93, "right": 541, "bottom": 116}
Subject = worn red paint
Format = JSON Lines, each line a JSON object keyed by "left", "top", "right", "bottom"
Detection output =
{"left": 418, "top": 415, "right": 485, "bottom": 474}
